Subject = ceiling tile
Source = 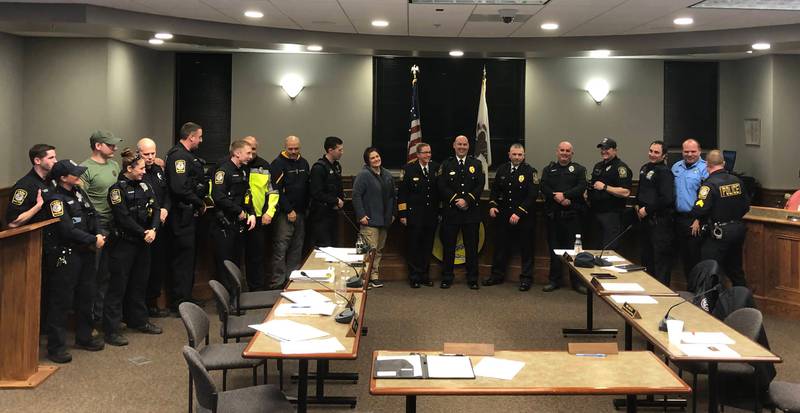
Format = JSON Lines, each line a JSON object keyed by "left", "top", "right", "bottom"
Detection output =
{"left": 566, "top": 0, "right": 698, "bottom": 36}
{"left": 511, "top": 0, "right": 625, "bottom": 37}
{"left": 338, "top": 0, "right": 409, "bottom": 35}
{"left": 269, "top": 0, "right": 354, "bottom": 32}
{"left": 408, "top": 3, "right": 474, "bottom": 37}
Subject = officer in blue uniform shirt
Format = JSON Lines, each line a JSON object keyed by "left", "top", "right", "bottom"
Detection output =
{"left": 671, "top": 138, "right": 708, "bottom": 284}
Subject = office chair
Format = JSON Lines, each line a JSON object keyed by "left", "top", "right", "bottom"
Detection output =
{"left": 223, "top": 260, "right": 280, "bottom": 315}
{"left": 769, "top": 381, "right": 800, "bottom": 412}
{"left": 208, "top": 280, "right": 266, "bottom": 343}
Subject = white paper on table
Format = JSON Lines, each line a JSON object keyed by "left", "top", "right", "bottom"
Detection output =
{"left": 280, "top": 289, "right": 332, "bottom": 305}
{"left": 280, "top": 337, "right": 345, "bottom": 354}
{"left": 289, "top": 268, "right": 334, "bottom": 282}
{"left": 473, "top": 357, "right": 525, "bottom": 381}
{"left": 426, "top": 355, "right": 475, "bottom": 379}
{"left": 600, "top": 283, "right": 645, "bottom": 292}
{"left": 273, "top": 302, "right": 337, "bottom": 317}
{"left": 681, "top": 332, "right": 735, "bottom": 345}
{"left": 249, "top": 319, "right": 330, "bottom": 342}
{"left": 553, "top": 249, "right": 576, "bottom": 256}
{"left": 602, "top": 255, "right": 626, "bottom": 263}
{"left": 376, "top": 355, "right": 423, "bottom": 377}
{"left": 317, "top": 247, "right": 363, "bottom": 263}
{"left": 677, "top": 343, "right": 741, "bottom": 358}
{"left": 601, "top": 266, "right": 628, "bottom": 273}
{"left": 610, "top": 295, "right": 658, "bottom": 304}
{"left": 321, "top": 254, "right": 364, "bottom": 263}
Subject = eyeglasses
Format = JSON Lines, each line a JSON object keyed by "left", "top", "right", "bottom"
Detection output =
{"left": 418, "top": 150, "right": 431, "bottom": 154}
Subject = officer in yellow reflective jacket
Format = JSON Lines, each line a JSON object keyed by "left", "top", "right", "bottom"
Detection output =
{"left": 242, "top": 136, "right": 279, "bottom": 291}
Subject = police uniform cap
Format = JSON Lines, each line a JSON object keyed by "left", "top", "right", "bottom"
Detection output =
{"left": 51, "top": 159, "right": 88, "bottom": 179}
{"left": 596, "top": 137, "right": 617, "bottom": 149}
{"left": 89, "top": 130, "right": 123, "bottom": 146}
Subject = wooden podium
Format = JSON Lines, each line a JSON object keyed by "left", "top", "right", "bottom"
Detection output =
{"left": 0, "top": 218, "right": 59, "bottom": 388}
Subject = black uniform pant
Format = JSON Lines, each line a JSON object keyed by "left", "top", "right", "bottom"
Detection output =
{"left": 406, "top": 222, "right": 437, "bottom": 283}
{"left": 675, "top": 214, "right": 704, "bottom": 285}
{"left": 491, "top": 213, "right": 535, "bottom": 283}
{"left": 593, "top": 210, "right": 624, "bottom": 250}
{"left": 211, "top": 219, "right": 245, "bottom": 293}
{"left": 546, "top": 212, "right": 582, "bottom": 287}
{"left": 271, "top": 212, "right": 306, "bottom": 288}
{"left": 45, "top": 248, "right": 96, "bottom": 355}
{"left": 245, "top": 221, "right": 268, "bottom": 291}
{"left": 640, "top": 214, "right": 674, "bottom": 286}
{"left": 92, "top": 221, "right": 112, "bottom": 324}
{"left": 440, "top": 221, "right": 480, "bottom": 283}
{"left": 169, "top": 205, "right": 197, "bottom": 308}
{"left": 701, "top": 222, "right": 747, "bottom": 287}
{"left": 146, "top": 226, "right": 170, "bottom": 305}
{"left": 310, "top": 208, "right": 338, "bottom": 247}
{"left": 104, "top": 238, "right": 151, "bottom": 333}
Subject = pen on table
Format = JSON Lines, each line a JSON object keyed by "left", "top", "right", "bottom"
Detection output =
{"left": 439, "top": 353, "right": 465, "bottom": 356}
{"left": 575, "top": 353, "right": 607, "bottom": 358}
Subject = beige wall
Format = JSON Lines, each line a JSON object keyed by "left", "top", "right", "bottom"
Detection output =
{"left": 0, "top": 33, "right": 24, "bottom": 187}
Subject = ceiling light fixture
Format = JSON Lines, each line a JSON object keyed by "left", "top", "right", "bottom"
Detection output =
{"left": 589, "top": 49, "right": 611, "bottom": 58}
{"left": 746, "top": 50, "right": 754, "bottom": 54}
{"left": 674, "top": 17, "right": 694, "bottom": 25}
{"left": 280, "top": 74, "right": 305, "bottom": 99}
{"left": 752, "top": 42, "right": 771, "bottom": 50}
{"left": 148, "top": 38, "right": 164, "bottom": 45}
{"left": 541, "top": 22, "right": 559, "bottom": 30}
{"left": 307, "top": 45, "right": 323, "bottom": 52}
{"left": 372, "top": 20, "right": 389, "bottom": 28}
{"left": 449, "top": 50, "right": 464, "bottom": 57}
{"left": 586, "top": 78, "right": 610, "bottom": 104}
{"left": 154, "top": 32, "right": 173, "bottom": 40}
{"left": 244, "top": 10, "right": 264, "bottom": 19}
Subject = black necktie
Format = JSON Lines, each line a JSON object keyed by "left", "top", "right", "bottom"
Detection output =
{"left": 511, "top": 166, "right": 517, "bottom": 174}
{"left": 423, "top": 166, "right": 428, "bottom": 177}
{"left": 459, "top": 159, "right": 464, "bottom": 168}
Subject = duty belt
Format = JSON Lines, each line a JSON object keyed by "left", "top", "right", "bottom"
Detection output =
{"left": 712, "top": 220, "right": 742, "bottom": 227}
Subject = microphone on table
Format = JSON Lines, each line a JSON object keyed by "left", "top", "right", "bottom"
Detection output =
{"left": 337, "top": 208, "right": 372, "bottom": 255}
{"left": 594, "top": 224, "right": 634, "bottom": 267}
{"left": 315, "top": 247, "right": 364, "bottom": 289}
{"left": 300, "top": 271, "right": 356, "bottom": 324}
{"left": 658, "top": 284, "right": 721, "bottom": 332}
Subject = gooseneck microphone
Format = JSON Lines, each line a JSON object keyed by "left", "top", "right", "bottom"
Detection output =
{"left": 314, "top": 247, "right": 364, "bottom": 289}
{"left": 300, "top": 271, "right": 356, "bottom": 324}
{"left": 337, "top": 208, "right": 372, "bottom": 254}
{"left": 657, "top": 284, "right": 720, "bottom": 332}
{"left": 594, "top": 224, "right": 634, "bottom": 266}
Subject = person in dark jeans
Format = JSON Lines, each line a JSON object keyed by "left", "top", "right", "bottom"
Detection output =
{"left": 309, "top": 136, "right": 344, "bottom": 247}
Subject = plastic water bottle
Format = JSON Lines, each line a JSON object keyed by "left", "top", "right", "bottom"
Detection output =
{"left": 574, "top": 234, "right": 583, "bottom": 253}
{"left": 334, "top": 269, "right": 347, "bottom": 306}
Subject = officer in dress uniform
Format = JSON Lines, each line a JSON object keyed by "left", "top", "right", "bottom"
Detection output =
{"left": 588, "top": 137, "right": 633, "bottom": 249}
{"left": 438, "top": 135, "right": 485, "bottom": 290}
{"left": 484, "top": 143, "right": 540, "bottom": 291}
{"left": 309, "top": 136, "right": 344, "bottom": 247}
{"left": 210, "top": 139, "right": 257, "bottom": 292}
{"left": 540, "top": 141, "right": 588, "bottom": 294}
{"left": 42, "top": 160, "right": 107, "bottom": 363}
{"left": 103, "top": 149, "right": 162, "bottom": 347}
{"left": 690, "top": 150, "right": 751, "bottom": 287}
{"left": 6, "top": 144, "right": 57, "bottom": 228}
{"left": 398, "top": 143, "right": 439, "bottom": 288}
{"left": 635, "top": 140, "right": 675, "bottom": 286}
{"left": 165, "top": 122, "right": 207, "bottom": 313}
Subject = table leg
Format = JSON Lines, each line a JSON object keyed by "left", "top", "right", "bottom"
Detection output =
{"left": 301, "top": 360, "right": 358, "bottom": 408}
{"left": 708, "top": 362, "right": 718, "bottom": 413}
{"left": 626, "top": 395, "right": 637, "bottom": 413}
{"left": 297, "top": 359, "right": 308, "bottom": 413}
{"left": 625, "top": 322, "right": 632, "bottom": 350}
{"left": 562, "top": 288, "right": 617, "bottom": 336}
{"left": 406, "top": 395, "right": 416, "bottom": 413}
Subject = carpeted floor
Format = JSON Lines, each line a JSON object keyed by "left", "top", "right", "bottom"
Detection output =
{"left": 4, "top": 280, "right": 798, "bottom": 412}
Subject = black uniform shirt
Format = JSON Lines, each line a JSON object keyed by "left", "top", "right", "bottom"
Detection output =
{"left": 690, "top": 169, "right": 750, "bottom": 224}
{"left": 44, "top": 185, "right": 98, "bottom": 249}
{"left": 589, "top": 156, "right": 632, "bottom": 213}
{"left": 540, "top": 161, "right": 587, "bottom": 213}
{"left": 636, "top": 162, "right": 674, "bottom": 215}
{"left": 108, "top": 176, "right": 160, "bottom": 238}
{"left": 165, "top": 143, "right": 207, "bottom": 211}
{"left": 143, "top": 163, "right": 171, "bottom": 212}
{"left": 309, "top": 156, "right": 343, "bottom": 211}
{"left": 5, "top": 168, "right": 55, "bottom": 225}
{"left": 211, "top": 159, "right": 252, "bottom": 219}
{"left": 489, "top": 161, "right": 540, "bottom": 217}
{"left": 437, "top": 155, "right": 485, "bottom": 223}
{"left": 398, "top": 160, "right": 439, "bottom": 226}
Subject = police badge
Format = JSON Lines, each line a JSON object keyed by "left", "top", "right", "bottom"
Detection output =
{"left": 568, "top": 165, "right": 575, "bottom": 173}
{"left": 469, "top": 166, "right": 476, "bottom": 174}
{"left": 646, "top": 170, "right": 654, "bottom": 180}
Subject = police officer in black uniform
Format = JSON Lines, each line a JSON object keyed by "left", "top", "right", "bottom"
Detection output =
{"left": 309, "top": 136, "right": 344, "bottom": 247}
{"left": 211, "top": 139, "right": 256, "bottom": 291}
{"left": 165, "top": 122, "right": 207, "bottom": 313}
{"left": 438, "top": 135, "right": 485, "bottom": 290}
{"left": 541, "top": 141, "right": 588, "bottom": 294}
{"left": 635, "top": 140, "right": 675, "bottom": 286}
{"left": 138, "top": 138, "right": 172, "bottom": 318}
{"left": 690, "top": 150, "right": 751, "bottom": 287}
{"left": 6, "top": 144, "right": 57, "bottom": 228}
{"left": 588, "top": 137, "right": 632, "bottom": 249}
{"left": 398, "top": 143, "right": 439, "bottom": 288}
{"left": 43, "top": 160, "right": 107, "bottom": 363}
{"left": 485, "top": 143, "right": 540, "bottom": 291}
{"left": 103, "top": 149, "right": 162, "bottom": 347}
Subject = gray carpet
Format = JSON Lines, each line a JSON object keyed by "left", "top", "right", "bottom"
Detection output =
{"left": 5, "top": 281, "right": 799, "bottom": 412}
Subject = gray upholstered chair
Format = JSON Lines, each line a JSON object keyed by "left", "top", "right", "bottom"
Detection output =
{"left": 178, "top": 302, "right": 263, "bottom": 413}
{"left": 223, "top": 260, "right": 281, "bottom": 315}
{"left": 182, "top": 346, "right": 294, "bottom": 413}
{"left": 769, "top": 381, "right": 800, "bottom": 412}
{"left": 208, "top": 280, "right": 265, "bottom": 343}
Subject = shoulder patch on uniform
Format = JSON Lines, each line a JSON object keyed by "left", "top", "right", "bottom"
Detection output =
{"left": 140, "top": 182, "right": 149, "bottom": 191}
{"left": 469, "top": 165, "right": 476, "bottom": 174}
{"left": 698, "top": 185, "right": 710, "bottom": 200}
{"left": 110, "top": 188, "right": 122, "bottom": 205}
{"left": 11, "top": 189, "right": 27, "bottom": 206}
{"left": 618, "top": 166, "right": 628, "bottom": 178}
{"left": 50, "top": 199, "right": 64, "bottom": 217}
{"left": 214, "top": 170, "right": 225, "bottom": 185}
{"left": 175, "top": 159, "right": 186, "bottom": 174}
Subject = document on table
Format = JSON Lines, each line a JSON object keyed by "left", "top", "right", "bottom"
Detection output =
{"left": 677, "top": 343, "right": 741, "bottom": 358}
{"left": 473, "top": 357, "right": 525, "bottom": 381}
{"left": 553, "top": 249, "right": 576, "bottom": 256}
{"left": 601, "top": 266, "right": 628, "bottom": 273}
{"left": 289, "top": 268, "right": 334, "bottom": 282}
{"left": 610, "top": 295, "right": 658, "bottom": 304}
{"left": 375, "top": 355, "right": 424, "bottom": 378}
{"left": 601, "top": 255, "right": 626, "bottom": 263}
{"left": 426, "top": 355, "right": 475, "bottom": 379}
{"left": 280, "top": 289, "right": 332, "bottom": 304}
{"left": 273, "top": 302, "right": 337, "bottom": 317}
{"left": 600, "top": 283, "right": 645, "bottom": 292}
{"left": 316, "top": 247, "right": 364, "bottom": 263}
{"left": 249, "top": 319, "right": 330, "bottom": 342}
{"left": 280, "top": 337, "right": 345, "bottom": 354}
{"left": 681, "top": 332, "right": 735, "bottom": 345}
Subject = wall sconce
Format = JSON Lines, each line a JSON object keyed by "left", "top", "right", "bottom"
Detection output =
{"left": 280, "top": 74, "right": 304, "bottom": 99}
{"left": 585, "top": 78, "right": 610, "bottom": 104}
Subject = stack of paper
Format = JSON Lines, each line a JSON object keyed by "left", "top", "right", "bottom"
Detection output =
{"left": 600, "top": 283, "right": 645, "bottom": 292}
{"left": 280, "top": 289, "right": 332, "bottom": 304}
{"left": 677, "top": 343, "right": 741, "bottom": 358}
{"left": 273, "top": 302, "right": 337, "bottom": 317}
{"left": 280, "top": 337, "right": 345, "bottom": 354}
{"left": 426, "top": 356, "right": 475, "bottom": 379}
{"left": 473, "top": 357, "right": 525, "bottom": 381}
{"left": 249, "top": 319, "right": 329, "bottom": 342}
{"left": 289, "top": 268, "right": 334, "bottom": 282}
{"left": 316, "top": 247, "right": 364, "bottom": 263}
{"left": 681, "top": 332, "right": 735, "bottom": 345}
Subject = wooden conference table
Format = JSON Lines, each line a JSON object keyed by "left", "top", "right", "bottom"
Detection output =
{"left": 370, "top": 350, "right": 691, "bottom": 413}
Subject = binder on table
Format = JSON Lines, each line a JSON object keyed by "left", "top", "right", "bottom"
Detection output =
{"left": 374, "top": 354, "right": 475, "bottom": 379}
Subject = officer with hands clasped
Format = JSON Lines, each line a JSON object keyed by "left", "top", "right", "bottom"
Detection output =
{"left": 635, "top": 140, "right": 675, "bottom": 286}
{"left": 588, "top": 137, "right": 632, "bottom": 250}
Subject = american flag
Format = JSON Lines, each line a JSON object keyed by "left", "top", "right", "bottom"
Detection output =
{"left": 406, "top": 65, "right": 422, "bottom": 163}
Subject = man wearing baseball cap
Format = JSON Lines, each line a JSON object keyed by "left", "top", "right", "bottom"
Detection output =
{"left": 588, "top": 137, "right": 632, "bottom": 250}
{"left": 43, "top": 159, "right": 107, "bottom": 363}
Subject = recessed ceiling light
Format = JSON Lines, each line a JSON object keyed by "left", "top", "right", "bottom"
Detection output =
{"left": 589, "top": 49, "right": 611, "bottom": 58}
{"left": 283, "top": 44, "right": 303, "bottom": 53}
{"left": 752, "top": 42, "right": 771, "bottom": 50}
{"left": 746, "top": 50, "right": 753, "bottom": 54}
{"left": 148, "top": 38, "right": 164, "bottom": 45}
{"left": 372, "top": 20, "right": 389, "bottom": 28}
{"left": 154, "top": 32, "right": 173, "bottom": 40}
{"left": 307, "top": 45, "right": 323, "bottom": 52}
{"left": 541, "top": 22, "right": 559, "bottom": 30}
{"left": 449, "top": 50, "right": 464, "bottom": 57}
{"left": 244, "top": 10, "right": 264, "bottom": 19}
{"left": 674, "top": 17, "right": 694, "bottom": 25}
